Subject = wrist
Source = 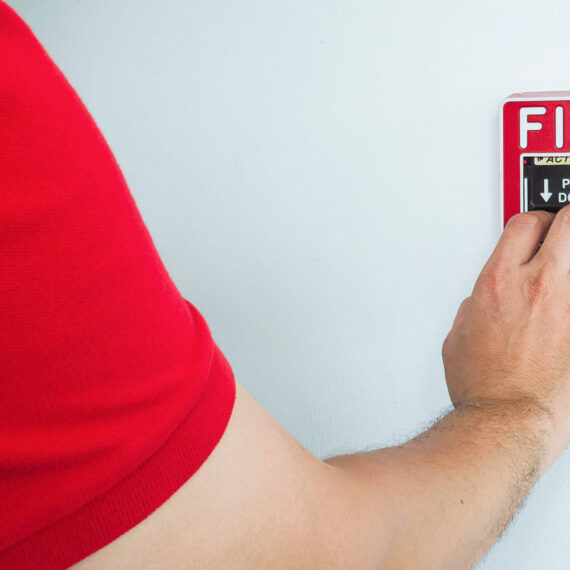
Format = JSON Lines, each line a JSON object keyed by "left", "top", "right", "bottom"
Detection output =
{"left": 452, "top": 395, "right": 556, "bottom": 476}
{"left": 328, "top": 396, "right": 556, "bottom": 570}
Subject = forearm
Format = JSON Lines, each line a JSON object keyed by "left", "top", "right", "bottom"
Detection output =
{"left": 324, "top": 398, "right": 555, "bottom": 569}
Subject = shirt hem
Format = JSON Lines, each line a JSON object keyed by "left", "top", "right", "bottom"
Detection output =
{"left": 0, "top": 337, "right": 237, "bottom": 570}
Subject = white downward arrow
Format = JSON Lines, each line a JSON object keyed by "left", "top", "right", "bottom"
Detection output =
{"left": 541, "top": 179, "right": 553, "bottom": 202}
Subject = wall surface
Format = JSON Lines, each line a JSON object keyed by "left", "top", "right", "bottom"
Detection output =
{"left": 7, "top": 1, "right": 569, "bottom": 567}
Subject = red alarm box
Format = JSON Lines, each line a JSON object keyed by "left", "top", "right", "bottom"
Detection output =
{"left": 501, "top": 92, "right": 570, "bottom": 228}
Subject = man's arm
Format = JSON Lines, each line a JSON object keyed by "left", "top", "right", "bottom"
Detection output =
{"left": 73, "top": 385, "right": 554, "bottom": 570}
{"left": 73, "top": 206, "right": 570, "bottom": 569}
{"left": 324, "top": 397, "right": 554, "bottom": 569}
{"left": 323, "top": 206, "right": 570, "bottom": 568}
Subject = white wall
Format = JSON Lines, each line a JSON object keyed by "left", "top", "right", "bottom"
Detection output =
{"left": 8, "top": 1, "right": 569, "bottom": 567}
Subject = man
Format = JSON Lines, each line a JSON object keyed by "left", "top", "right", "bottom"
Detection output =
{"left": 71, "top": 207, "right": 568, "bottom": 568}
{"left": 1, "top": 2, "right": 567, "bottom": 568}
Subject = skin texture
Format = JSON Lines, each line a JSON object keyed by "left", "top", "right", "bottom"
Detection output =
{"left": 71, "top": 205, "right": 570, "bottom": 569}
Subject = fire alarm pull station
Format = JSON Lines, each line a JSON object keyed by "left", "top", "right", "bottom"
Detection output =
{"left": 501, "top": 92, "right": 570, "bottom": 229}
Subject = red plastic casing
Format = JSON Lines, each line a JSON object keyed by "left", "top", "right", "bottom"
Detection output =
{"left": 501, "top": 91, "right": 570, "bottom": 228}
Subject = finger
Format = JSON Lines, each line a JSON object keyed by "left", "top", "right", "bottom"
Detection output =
{"left": 484, "top": 210, "right": 555, "bottom": 270}
{"left": 532, "top": 203, "right": 570, "bottom": 270}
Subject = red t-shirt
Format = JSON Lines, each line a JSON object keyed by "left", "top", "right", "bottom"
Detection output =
{"left": 0, "top": 2, "right": 236, "bottom": 568}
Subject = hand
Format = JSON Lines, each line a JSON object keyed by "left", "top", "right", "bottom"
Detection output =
{"left": 442, "top": 205, "right": 570, "bottom": 467}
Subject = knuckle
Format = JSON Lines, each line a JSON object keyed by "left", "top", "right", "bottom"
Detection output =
{"left": 454, "top": 297, "right": 471, "bottom": 322}
{"left": 442, "top": 334, "right": 451, "bottom": 358}
{"left": 559, "top": 208, "right": 570, "bottom": 227}
{"left": 522, "top": 265, "right": 555, "bottom": 306}
{"left": 474, "top": 269, "right": 509, "bottom": 300}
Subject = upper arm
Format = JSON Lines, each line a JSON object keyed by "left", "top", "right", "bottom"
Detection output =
{"left": 71, "top": 380, "right": 388, "bottom": 569}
